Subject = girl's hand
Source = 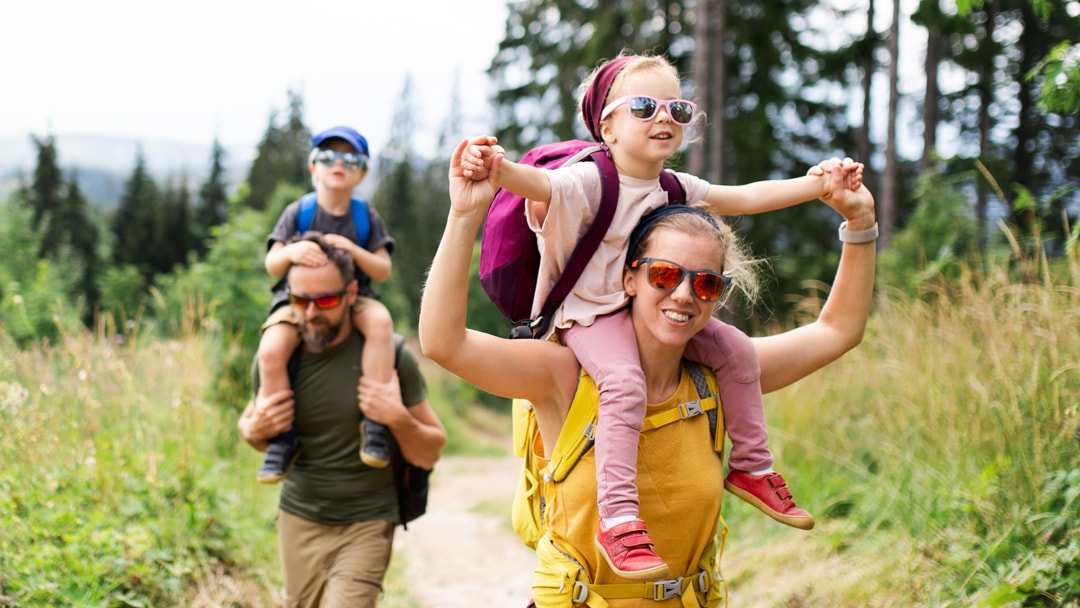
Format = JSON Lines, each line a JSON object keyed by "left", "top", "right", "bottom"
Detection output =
{"left": 460, "top": 136, "right": 501, "bottom": 180}
{"left": 449, "top": 137, "right": 503, "bottom": 217}
{"left": 816, "top": 157, "right": 865, "bottom": 202}
{"left": 821, "top": 164, "right": 875, "bottom": 228}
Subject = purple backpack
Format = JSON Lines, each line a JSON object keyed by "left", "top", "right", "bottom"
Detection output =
{"left": 479, "top": 140, "right": 685, "bottom": 339}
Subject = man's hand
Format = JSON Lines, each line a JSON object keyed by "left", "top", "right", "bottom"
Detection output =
{"left": 357, "top": 372, "right": 408, "bottom": 428}
{"left": 239, "top": 389, "right": 295, "bottom": 449}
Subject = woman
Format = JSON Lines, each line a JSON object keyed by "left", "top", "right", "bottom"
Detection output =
{"left": 419, "top": 137, "right": 877, "bottom": 607}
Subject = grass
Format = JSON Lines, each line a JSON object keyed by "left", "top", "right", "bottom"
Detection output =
{"left": 722, "top": 246, "right": 1080, "bottom": 605}
{"left": 0, "top": 247, "right": 1076, "bottom": 606}
{"left": 0, "top": 326, "right": 507, "bottom": 606}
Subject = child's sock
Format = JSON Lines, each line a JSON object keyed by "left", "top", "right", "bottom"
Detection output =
{"left": 750, "top": 467, "right": 774, "bottom": 476}
{"left": 602, "top": 515, "right": 637, "bottom": 529}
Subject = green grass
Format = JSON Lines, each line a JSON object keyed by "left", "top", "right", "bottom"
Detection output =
{"left": 0, "top": 326, "right": 511, "bottom": 606}
{"left": 0, "top": 249, "right": 1076, "bottom": 606}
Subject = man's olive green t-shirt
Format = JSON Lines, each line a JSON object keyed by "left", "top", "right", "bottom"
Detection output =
{"left": 255, "top": 330, "right": 427, "bottom": 525}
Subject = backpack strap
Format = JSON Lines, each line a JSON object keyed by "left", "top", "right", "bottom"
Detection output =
{"left": 295, "top": 192, "right": 371, "bottom": 249}
{"left": 297, "top": 192, "right": 318, "bottom": 235}
{"left": 521, "top": 147, "right": 620, "bottom": 340}
{"left": 349, "top": 197, "right": 371, "bottom": 249}
{"left": 685, "top": 360, "right": 724, "bottom": 454}
{"left": 546, "top": 360, "right": 721, "bottom": 484}
{"left": 658, "top": 169, "right": 686, "bottom": 206}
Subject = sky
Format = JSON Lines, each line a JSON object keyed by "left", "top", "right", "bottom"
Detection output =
{"left": 1, "top": 0, "right": 508, "bottom": 164}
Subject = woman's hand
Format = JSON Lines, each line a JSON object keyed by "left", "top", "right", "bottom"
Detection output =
{"left": 820, "top": 158, "right": 875, "bottom": 229}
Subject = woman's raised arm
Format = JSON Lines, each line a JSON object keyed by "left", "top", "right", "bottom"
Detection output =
{"left": 419, "top": 138, "right": 578, "bottom": 405}
{"left": 755, "top": 165, "right": 877, "bottom": 394}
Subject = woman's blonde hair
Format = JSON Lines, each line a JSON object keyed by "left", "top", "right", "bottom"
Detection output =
{"left": 627, "top": 203, "right": 765, "bottom": 308}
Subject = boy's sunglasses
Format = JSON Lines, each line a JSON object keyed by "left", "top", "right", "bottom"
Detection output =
{"left": 313, "top": 149, "right": 368, "bottom": 171}
{"left": 629, "top": 258, "right": 730, "bottom": 302}
{"left": 600, "top": 96, "right": 698, "bottom": 125}
{"left": 287, "top": 288, "right": 347, "bottom": 310}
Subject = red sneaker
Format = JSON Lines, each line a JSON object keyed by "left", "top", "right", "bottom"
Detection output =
{"left": 724, "top": 470, "right": 815, "bottom": 530}
{"left": 595, "top": 519, "right": 670, "bottom": 581}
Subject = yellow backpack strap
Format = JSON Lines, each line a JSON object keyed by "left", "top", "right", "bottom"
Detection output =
{"left": 573, "top": 568, "right": 717, "bottom": 607}
{"left": 640, "top": 361, "right": 720, "bottom": 446}
{"left": 547, "top": 368, "right": 599, "bottom": 483}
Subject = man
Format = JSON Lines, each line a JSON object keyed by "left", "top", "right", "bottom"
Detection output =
{"left": 238, "top": 232, "right": 446, "bottom": 607}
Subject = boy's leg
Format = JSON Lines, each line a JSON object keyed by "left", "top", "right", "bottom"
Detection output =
{"left": 257, "top": 310, "right": 302, "bottom": 484}
{"left": 353, "top": 297, "right": 393, "bottom": 469}
{"left": 353, "top": 297, "right": 394, "bottom": 383}
{"left": 258, "top": 312, "right": 301, "bottom": 399}
{"left": 564, "top": 310, "right": 668, "bottom": 581}
{"left": 686, "top": 318, "right": 813, "bottom": 529}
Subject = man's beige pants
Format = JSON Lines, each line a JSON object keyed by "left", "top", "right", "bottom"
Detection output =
{"left": 278, "top": 510, "right": 395, "bottom": 608}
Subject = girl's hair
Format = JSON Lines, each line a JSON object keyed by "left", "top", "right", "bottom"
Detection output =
{"left": 578, "top": 52, "right": 705, "bottom": 137}
{"left": 626, "top": 204, "right": 764, "bottom": 307}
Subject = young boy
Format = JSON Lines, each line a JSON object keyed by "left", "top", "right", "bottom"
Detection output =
{"left": 256, "top": 125, "right": 397, "bottom": 483}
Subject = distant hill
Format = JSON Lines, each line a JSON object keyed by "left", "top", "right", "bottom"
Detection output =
{"left": 0, "top": 134, "right": 251, "bottom": 208}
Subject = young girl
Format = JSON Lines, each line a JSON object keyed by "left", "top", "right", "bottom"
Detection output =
{"left": 257, "top": 125, "right": 398, "bottom": 483}
{"left": 461, "top": 54, "right": 864, "bottom": 580}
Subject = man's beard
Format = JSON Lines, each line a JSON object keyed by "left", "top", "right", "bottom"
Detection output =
{"left": 299, "top": 314, "right": 346, "bottom": 350}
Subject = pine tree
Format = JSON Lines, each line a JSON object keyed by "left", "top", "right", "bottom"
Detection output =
{"left": 373, "top": 77, "right": 438, "bottom": 324}
{"left": 242, "top": 89, "right": 311, "bottom": 211}
{"left": 24, "top": 136, "right": 103, "bottom": 324}
{"left": 195, "top": 139, "right": 229, "bottom": 256}
{"left": 61, "top": 171, "right": 102, "bottom": 323}
{"left": 27, "top": 135, "right": 65, "bottom": 256}
{"left": 111, "top": 148, "right": 161, "bottom": 282}
{"left": 158, "top": 174, "right": 195, "bottom": 274}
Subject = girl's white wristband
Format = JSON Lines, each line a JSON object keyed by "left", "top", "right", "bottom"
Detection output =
{"left": 838, "top": 221, "right": 879, "bottom": 243}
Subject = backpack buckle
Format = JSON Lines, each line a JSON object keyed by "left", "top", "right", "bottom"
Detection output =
{"left": 650, "top": 577, "right": 684, "bottom": 600}
{"left": 509, "top": 323, "right": 535, "bottom": 339}
{"left": 572, "top": 580, "right": 589, "bottom": 603}
{"left": 677, "top": 400, "right": 704, "bottom": 419}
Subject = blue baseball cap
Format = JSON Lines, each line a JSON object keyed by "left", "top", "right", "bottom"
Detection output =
{"left": 311, "top": 126, "right": 369, "bottom": 157}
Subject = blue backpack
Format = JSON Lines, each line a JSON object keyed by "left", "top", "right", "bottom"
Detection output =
{"left": 478, "top": 141, "right": 685, "bottom": 339}
{"left": 296, "top": 192, "right": 371, "bottom": 248}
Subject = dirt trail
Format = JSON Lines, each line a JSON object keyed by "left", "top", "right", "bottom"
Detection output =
{"left": 394, "top": 455, "right": 537, "bottom": 608}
